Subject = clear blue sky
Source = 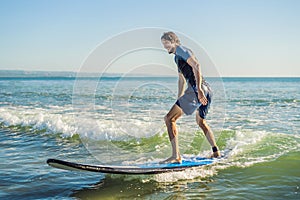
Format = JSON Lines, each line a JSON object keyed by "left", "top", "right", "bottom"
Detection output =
{"left": 0, "top": 0, "right": 299, "bottom": 76}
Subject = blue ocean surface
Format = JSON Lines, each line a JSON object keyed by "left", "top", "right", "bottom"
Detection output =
{"left": 0, "top": 72, "right": 299, "bottom": 199}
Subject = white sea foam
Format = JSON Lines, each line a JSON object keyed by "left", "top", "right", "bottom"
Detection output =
{"left": 121, "top": 130, "right": 300, "bottom": 183}
{"left": 1, "top": 105, "right": 299, "bottom": 183}
{"left": 0, "top": 106, "right": 77, "bottom": 135}
{"left": 0, "top": 105, "right": 165, "bottom": 140}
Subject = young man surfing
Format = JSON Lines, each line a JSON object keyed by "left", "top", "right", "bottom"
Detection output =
{"left": 160, "top": 32, "right": 220, "bottom": 164}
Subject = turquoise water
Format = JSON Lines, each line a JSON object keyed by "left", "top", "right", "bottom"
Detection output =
{"left": 0, "top": 76, "right": 299, "bottom": 199}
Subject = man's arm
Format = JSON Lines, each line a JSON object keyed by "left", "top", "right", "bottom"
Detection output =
{"left": 178, "top": 72, "right": 186, "bottom": 98}
{"left": 186, "top": 56, "right": 208, "bottom": 105}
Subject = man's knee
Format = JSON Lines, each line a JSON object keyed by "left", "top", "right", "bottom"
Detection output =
{"left": 198, "top": 117, "right": 208, "bottom": 131}
{"left": 164, "top": 114, "right": 169, "bottom": 123}
{"left": 165, "top": 105, "right": 182, "bottom": 125}
{"left": 164, "top": 113, "right": 177, "bottom": 125}
{"left": 164, "top": 114, "right": 172, "bottom": 124}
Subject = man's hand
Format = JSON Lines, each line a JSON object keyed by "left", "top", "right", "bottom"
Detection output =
{"left": 198, "top": 89, "right": 208, "bottom": 105}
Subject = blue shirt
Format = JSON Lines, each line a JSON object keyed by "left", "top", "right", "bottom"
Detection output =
{"left": 175, "top": 45, "right": 193, "bottom": 63}
{"left": 174, "top": 45, "right": 197, "bottom": 87}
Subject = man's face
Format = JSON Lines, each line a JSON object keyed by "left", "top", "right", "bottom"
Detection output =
{"left": 161, "top": 39, "right": 176, "bottom": 54}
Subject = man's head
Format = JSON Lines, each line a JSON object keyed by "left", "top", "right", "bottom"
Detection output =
{"left": 161, "top": 32, "right": 181, "bottom": 54}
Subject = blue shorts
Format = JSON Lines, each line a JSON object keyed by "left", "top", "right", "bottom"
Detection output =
{"left": 175, "top": 84, "right": 212, "bottom": 119}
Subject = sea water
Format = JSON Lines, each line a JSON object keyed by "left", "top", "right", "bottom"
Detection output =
{"left": 0, "top": 75, "right": 299, "bottom": 199}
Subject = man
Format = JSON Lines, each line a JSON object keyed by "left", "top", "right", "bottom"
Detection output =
{"left": 160, "top": 32, "right": 220, "bottom": 164}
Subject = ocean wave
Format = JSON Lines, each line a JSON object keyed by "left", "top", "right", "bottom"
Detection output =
{"left": 1, "top": 104, "right": 299, "bottom": 183}
{"left": 106, "top": 130, "right": 300, "bottom": 183}
{"left": 0, "top": 105, "right": 165, "bottom": 140}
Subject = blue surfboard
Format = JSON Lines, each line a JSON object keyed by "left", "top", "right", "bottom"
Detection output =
{"left": 47, "top": 156, "right": 216, "bottom": 174}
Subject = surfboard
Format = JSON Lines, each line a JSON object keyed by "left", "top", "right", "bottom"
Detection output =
{"left": 47, "top": 156, "right": 216, "bottom": 174}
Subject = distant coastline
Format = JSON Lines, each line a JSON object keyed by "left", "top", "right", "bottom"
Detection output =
{"left": 0, "top": 70, "right": 126, "bottom": 78}
{"left": 0, "top": 70, "right": 299, "bottom": 78}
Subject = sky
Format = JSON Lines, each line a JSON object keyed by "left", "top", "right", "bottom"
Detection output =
{"left": 0, "top": 0, "right": 299, "bottom": 77}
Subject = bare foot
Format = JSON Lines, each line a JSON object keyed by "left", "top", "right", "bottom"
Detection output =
{"left": 211, "top": 150, "right": 221, "bottom": 158}
{"left": 159, "top": 156, "right": 182, "bottom": 164}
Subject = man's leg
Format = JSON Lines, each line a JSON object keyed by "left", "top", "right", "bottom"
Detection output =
{"left": 196, "top": 112, "right": 220, "bottom": 158}
{"left": 160, "top": 104, "right": 184, "bottom": 164}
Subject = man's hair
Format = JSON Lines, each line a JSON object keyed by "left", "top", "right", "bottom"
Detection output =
{"left": 161, "top": 31, "right": 181, "bottom": 45}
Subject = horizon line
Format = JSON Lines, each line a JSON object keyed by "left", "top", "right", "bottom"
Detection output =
{"left": 0, "top": 69, "right": 299, "bottom": 78}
